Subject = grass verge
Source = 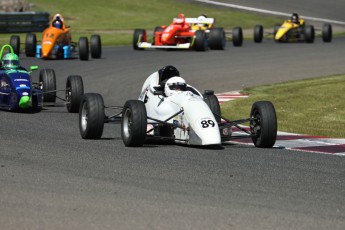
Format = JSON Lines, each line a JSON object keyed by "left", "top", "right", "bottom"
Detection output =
{"left": 221, "top": 74, "right": 345, "bottom": 138}
{"left": 0, "top": 0, "right": 282, "bottom": 46}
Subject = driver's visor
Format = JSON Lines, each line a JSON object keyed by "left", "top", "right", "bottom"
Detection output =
{"left": 3, "top": 60, "right": 19, "bottom": 67}
{"left": 169, "top": 83, "right": 187, "bottom": 91}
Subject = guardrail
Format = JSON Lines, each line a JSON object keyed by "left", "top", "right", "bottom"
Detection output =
{"left": 0, "top": 12, "right": 50, "bottom": 33}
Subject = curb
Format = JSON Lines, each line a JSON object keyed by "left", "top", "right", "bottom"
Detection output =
{"left": 216, "top": 92, "right": 345, "bottom": 155}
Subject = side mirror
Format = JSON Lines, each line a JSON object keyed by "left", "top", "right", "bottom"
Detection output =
{"left": 30, "top": 66, "right": 39, "bottom": 71}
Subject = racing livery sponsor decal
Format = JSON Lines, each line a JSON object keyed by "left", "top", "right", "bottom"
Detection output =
{"left": 14, "top": 79, "right": 29, "bottom": 82}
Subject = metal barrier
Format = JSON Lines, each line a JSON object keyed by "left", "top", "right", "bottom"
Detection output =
{"left": 0, "top": 12, "right": 49, "bottom": 33}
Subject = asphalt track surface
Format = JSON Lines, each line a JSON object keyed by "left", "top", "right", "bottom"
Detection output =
{"left": 1, "top": 38, "right": 345, "bottom": 229}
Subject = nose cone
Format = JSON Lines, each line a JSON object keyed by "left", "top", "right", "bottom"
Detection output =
{"left": 41, "top": 47, "right": 50, "bottom": 58}
{"left": 41, "top": 42, "right": 53, "bottom": 58}
{"left": 19, "top": 96, "right": 31, "bottom": 109}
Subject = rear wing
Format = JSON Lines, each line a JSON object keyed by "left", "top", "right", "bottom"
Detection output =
{"left": 185, "top": 17, "right": 215, "bottom": 24}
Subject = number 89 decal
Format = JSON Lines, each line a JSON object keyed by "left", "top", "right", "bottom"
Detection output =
{"left": 200, "top": 119, "right": 215, "bottom": 128}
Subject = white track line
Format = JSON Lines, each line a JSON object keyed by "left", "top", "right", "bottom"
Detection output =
{"left": 192, "top": 0, "right": 345, "bottom": 25}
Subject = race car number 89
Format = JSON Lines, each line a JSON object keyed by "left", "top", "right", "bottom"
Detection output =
{"left": 201, "top": 119, "right": 215, "bottom": 128}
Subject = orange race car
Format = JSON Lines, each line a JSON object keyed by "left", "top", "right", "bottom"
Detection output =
{"left": 10, "top": 14, "right": 102, "bottom": 60}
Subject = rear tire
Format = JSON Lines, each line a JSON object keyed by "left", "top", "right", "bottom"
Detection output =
{"left": 39, "top": 69, "right": 56, "bottom": 103}
{"left": 322, "top": 23, "right": 332, "bottom": 42}
{"left": 250, "top": 101, "right": 277, "bottom": 148}
{"left": 232, "top": 27, "right": 243, "bottom": 47}
{"left": 133, "top": 29, "right": 147, "bottom": 50}
{"left": 66, "top": 75, "right": 84, "bottom": 113}
{"left": 208, "top": 28, "right": 226, "bottom": 50}
{"left": 79, "top": 93, "right": 105, "bottom": 139}
{"left": 90, "top": 34, "right": 102, "bottom": 58}
{"left": 204, "top": 94, "right": 221, "bottom": 122}
{"left": 79, "top": 37, "right": 89, "bottom": 60}
{"left": 121, "top": 100, "right": 147, "bottom": 147}
{"left": 10, "top": 35, "right": 20, "bottom": 55}
{"left": 254, "top": 25, "right": 263, "bottom": 43}
{"left": 153, "top": 26, "right": 164, "bottom": 45}
{"left": 194, "top": 30, "right": 208, "bottom": 51}
{"left": 304, "top": 25, "right": 315, "bottom": 43}
{"left": 273, "top": 24, "right": 280, "bottom": 37}
{"left": 25, "top": 33, "right": 37, "bottom": 57}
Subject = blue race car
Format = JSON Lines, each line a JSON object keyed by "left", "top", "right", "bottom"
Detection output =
{"left": 0, "top": 44, "right": 84, "bottom": 112}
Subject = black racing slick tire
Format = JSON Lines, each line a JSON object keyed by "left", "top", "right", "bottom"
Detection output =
{"left": 204, "top": 94, "right": 221, "bottom": 122}
{"left": 304, "top": 25, "right": 315, "bottom": 43}
{"left": 250, "top": 101, "right": 277, "bottom": 148}
{"left": 39, "top": 69, "right": 56, "bottom": 103}
{"left": 194, "top": 30, "right": 208, "bottom": 51}
{"left": 78, "top": 37, "right": 89, "bottom": 60}
{"left": 133, "top": 29, "right": 147, "bottom": 50}
{"left": 10, "top": 35, "right": 20, "bottom": 55}
{"left": 254, "top": 25, "right": 263, "bottom": 43}
{"left": 322, "top": 23, "right": 332, "bottom": 43}
{"left": 232, "top": 27, "right": 243, "bottom": 47}
{"left": 90, "top": 34, "right": 102, "bottom": 58}
{"left": 208, "top": 28, "right": 226, "bottom": 50}
{"left": 25, "top": 33, "right": 37, "bottom": 57}
{"left": 66, "top": 75, "right": 84, "bottom": 113}
{"left": 121, "top": 100, "right": 147, "bottom": 147}
{"left": 79, "top": 93, "right": 105, "bottom": 139}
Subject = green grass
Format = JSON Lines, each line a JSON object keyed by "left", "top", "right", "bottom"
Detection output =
{"left": 0, "top": 0, "right": 282, "bottom": 46}
{"left": 221, "top": 75, "right": 345, "bottom": 138}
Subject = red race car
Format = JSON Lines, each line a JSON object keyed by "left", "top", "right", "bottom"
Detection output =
{"left": 133, "top": 13, "right": 243, "bottom": 51}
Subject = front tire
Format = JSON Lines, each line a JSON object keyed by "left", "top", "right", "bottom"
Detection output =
{"left": 79, "top": 37, "right": 89, "bottom": 60}
{"left": 25, "top": 33, "right": 37, "bottom": 57}
{"left": 121, "top": 100, "right": 147, "bottom": 147}
{"left": 250, "top": 101, "right": 277, "bottom": 148}
{"left": 322, "top": 23, "right": 332, "bottom": 42}
{"left": 79, "top": 93, "right": 105, "bottom": 139}
{"left": 90, "top": 34, "right": 102, "bottom": 58}
{"left": 232, "top": 27, "right": 243, "bottom": 47}
{"left": 39, "top": 69, "right": 56, "bottom": 103}
{"left": 133, "top": 29, "right": 147, "bottom": 50}
{"left": 66, "top": 75, "right": 84, "bottom": 113}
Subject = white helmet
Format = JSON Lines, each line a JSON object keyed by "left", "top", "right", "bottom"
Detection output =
{"left": 197, "top": 15, "right": 206, "bottom": 20}
{"left": 164, "top": 76, "right": 187, "bottom": 96}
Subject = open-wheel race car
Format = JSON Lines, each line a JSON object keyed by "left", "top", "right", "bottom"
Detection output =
{"left": 78, "top": 65, "right": 277, "bottom": 148}
{"left": 253, "top": 13, "right": 332, "bottom": 43}
{"left": 9, "top": 14, "right": 102, "bottom": 60}
{"left": 0, "top": 44, "right": 84, "bottom": 112}
{"left": 133, "top": 13, "right": 243, "bottom": 51}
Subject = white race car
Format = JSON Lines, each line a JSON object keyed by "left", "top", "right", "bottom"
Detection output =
{"left": 79, "top": 65, "right": 277, "bottom": 148}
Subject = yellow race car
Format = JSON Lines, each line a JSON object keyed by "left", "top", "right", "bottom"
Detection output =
{"left": 253, "top": 13, "right": 332, "bottom": 43}
{"left": 186, "top": 15, "right": 243, "bottom": 48}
